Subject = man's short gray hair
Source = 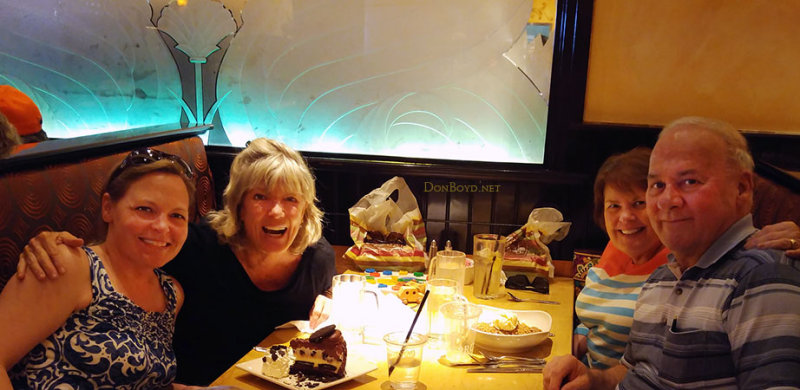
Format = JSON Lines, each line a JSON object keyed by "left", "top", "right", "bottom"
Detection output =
{"left": 660, "top": 116, "right": 754, "bottom": 172}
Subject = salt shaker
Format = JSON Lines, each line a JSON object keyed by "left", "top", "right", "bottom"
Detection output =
{"left": 427, "top": 240, "right": 438, "bottom": 269}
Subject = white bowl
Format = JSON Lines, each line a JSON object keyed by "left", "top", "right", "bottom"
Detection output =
{"left": 472, "top": 306, "right": 552, "bottom": 353}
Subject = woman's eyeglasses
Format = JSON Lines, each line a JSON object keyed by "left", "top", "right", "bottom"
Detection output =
{"left": 108, "top": 147, "right": 194, "bottom": 184}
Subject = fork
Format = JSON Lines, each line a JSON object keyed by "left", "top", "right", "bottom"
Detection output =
{"left": 506, "top": 291, "right": 560, "bottom": 305}
{"left": 469, "top": 353, "right": 546, "bottom": 365}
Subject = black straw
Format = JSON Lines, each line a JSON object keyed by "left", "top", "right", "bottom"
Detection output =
{"left": 482, "top": 239, "right": 501, "bottom": 295}
{"left": 388, "top": 289, "right": 430, "bottom": 376}
{"left": 483, "top": 253, "right": 497, "bottom": 295}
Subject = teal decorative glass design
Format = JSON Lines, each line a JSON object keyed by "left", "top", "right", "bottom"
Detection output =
{"left": 1, "top": 0, "right": 552, "bottom": 164}
{"left": 217, "top": 0, "right": 549, "bottom": 164}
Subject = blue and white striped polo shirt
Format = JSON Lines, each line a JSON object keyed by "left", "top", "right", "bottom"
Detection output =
{"left": 620, "top": 215, "right": 800, "bottom": 389}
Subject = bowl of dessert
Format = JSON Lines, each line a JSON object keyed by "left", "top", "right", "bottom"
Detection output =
{"left": 472, "top": 307, "right": 552, "bottom": 353}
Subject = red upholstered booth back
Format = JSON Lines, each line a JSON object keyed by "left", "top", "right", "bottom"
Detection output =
{"left": 752, "top": 174, "right": 800, "bottom": 229}
{"left": 0, "top": 136, "right": 215, "bottom": 289}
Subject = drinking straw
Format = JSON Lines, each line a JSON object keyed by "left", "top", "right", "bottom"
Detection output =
{"left": 483, "top": 252, "right": 497, "bottom": 295}
{"left": 388, "top": 289, "right": 430, "bottom": 376}
{"left": 482, "top": 240, "right": 499, "bottom": 295}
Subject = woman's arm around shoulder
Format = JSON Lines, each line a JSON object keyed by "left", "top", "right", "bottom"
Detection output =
{"left": 745, "top": 221, "right": 800, "bottom": 258}
{"left": 0, "top": 245, "right": 92, "bottom": 387}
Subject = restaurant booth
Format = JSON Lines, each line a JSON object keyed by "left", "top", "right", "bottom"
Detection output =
{"left": 2, "top": 0, "right": 800, "bottom": 389}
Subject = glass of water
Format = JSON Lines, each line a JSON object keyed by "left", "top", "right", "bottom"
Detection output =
{"left": 384, "top": 331, "right": 428, "bottom": 390}
{"left": 472, "top": 234, "right": 506, "bottom": 299}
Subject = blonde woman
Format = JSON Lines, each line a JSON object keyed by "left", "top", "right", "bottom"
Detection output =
{"left": 164, "top": 138, "right": 334, "bottom": 384}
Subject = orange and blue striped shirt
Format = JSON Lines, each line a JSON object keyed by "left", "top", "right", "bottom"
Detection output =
{"left": 574, "top": 241, "right": 668, "bottom": 368}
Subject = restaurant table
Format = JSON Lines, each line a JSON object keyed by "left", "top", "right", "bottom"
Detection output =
{"left": 210, "top": 275, "right": 574, "bottom": 390}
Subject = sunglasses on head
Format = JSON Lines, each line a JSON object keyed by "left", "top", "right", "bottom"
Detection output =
{"left": 108, "top": 147, "right": 194, "bottom": 184}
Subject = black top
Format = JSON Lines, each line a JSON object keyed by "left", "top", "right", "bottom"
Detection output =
{"left": 164, "top": 223, "right": 335, "bottom": 385}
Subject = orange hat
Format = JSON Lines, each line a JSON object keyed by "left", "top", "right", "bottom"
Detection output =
{"left": 0, "top": 85, "right": 43, "bottom": 136}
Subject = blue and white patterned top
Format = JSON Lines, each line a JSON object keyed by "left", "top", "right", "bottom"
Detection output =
{"left": 10, "top": 247, "right": 179, "bottom": 389}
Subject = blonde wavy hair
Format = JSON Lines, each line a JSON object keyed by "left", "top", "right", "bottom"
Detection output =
{"left": 206, "top": 138, "right": 323, "bottom": 254}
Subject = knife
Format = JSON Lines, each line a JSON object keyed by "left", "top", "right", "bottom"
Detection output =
{"left": 442, "top": 362, "right": 541, "bottom": 368}
{"left": 440, "top": 356, "right": 546, "bottom": 367}
{"left": 467, "top": 366, "right": 543, "bottom": 373}
{"left": 527, "top": 299, "right": 560, "bottom": 305}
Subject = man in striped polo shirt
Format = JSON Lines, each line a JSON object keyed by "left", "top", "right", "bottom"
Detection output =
{"left": 544, "top": 117, "right": 800, "bottom": 389}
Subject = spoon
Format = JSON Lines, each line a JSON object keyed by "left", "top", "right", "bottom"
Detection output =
{"left": 506, "top": 291, "right": 560, "bottom": 305}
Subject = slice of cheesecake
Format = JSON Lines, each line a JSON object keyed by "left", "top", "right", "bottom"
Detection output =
{"left": 289, "top": 325, "right": 347, "bottom": 379}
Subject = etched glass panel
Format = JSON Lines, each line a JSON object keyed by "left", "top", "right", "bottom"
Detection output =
{"left": 1, "top": 0, "right": 555, "bottom": 164}
{"left": 217, "top": 0, "right": 552, "bottom": 164}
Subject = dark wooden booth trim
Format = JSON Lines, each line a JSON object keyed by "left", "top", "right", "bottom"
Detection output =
{"left": 0, "top": 123, "right": 212, "bottom": 174}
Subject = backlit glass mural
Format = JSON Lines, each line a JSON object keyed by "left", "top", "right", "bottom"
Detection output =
{"left": 217, "top": 0, "right": 551, "bottom": 163}
{"left": 1, "top": 0, "right": 555, "bottom": 164}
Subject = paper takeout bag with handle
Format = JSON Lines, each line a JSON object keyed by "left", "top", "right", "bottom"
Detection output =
{"left": 503, "top": 207, "right": 571, "bottom": 278}
{"left": 345, "top": 176, "right": 427, "bottom": 271}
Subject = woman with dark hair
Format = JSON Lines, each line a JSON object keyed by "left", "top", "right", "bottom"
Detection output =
{"left": 0, "top": 148, "right": 195, "bottom": 389}
{"left": 573, "top": 147, "right": 665, "bottom": 369}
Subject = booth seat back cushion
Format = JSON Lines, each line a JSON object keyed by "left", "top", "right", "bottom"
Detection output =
{"left": 0, "top": 136, "right": 214, "bottom": 289}
{"left": 753, "top": 174, "right": 800, "bottom": 229}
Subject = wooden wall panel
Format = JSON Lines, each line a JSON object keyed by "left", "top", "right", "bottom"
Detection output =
{"left": 584, "top": 0, "right": 800, "bottom": 134}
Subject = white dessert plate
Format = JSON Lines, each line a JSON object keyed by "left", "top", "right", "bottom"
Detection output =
{"left": 236, "top": 353, "right": 377, "bottom": 390}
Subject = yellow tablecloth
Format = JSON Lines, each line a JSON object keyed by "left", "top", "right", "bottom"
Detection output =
{"left": 210, "top": 277, "right": 574, "bottom": 390}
